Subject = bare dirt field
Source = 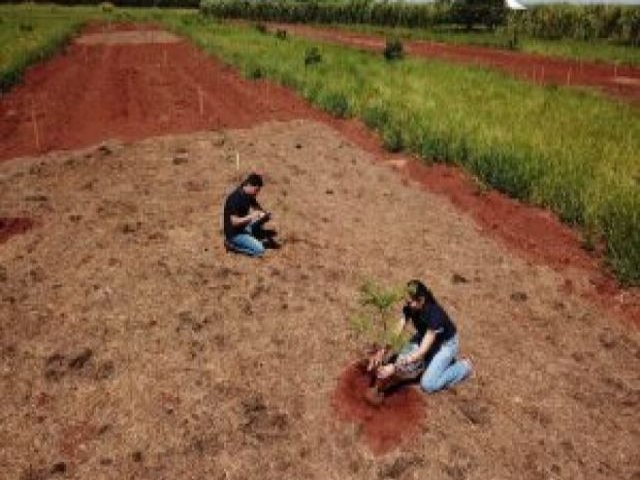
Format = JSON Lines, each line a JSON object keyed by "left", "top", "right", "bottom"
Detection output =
{"left": 267, "top": 22, "right": 640, "bottom": 107}
{"left": 1, "top": 25, "right": 639, "bottom": 480}
{"left": 2, "top": 24, "right": 637, "bottom": 326}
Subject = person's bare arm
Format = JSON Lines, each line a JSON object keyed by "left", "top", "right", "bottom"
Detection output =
{"left": 400, "top": 330, "right": 436, "bottom": 365}
{"left": 230, "top": 211, "right": 262, "bottom": 227}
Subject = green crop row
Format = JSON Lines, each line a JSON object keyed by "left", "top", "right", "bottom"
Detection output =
{"left": 165, "top": 15, "right": 640, "bottom": 284}
{"left": 325, "top": 23, "right": 640, "bottom": 66}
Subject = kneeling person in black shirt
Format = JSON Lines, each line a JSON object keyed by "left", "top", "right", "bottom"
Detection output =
{"left": 366, "top": 279, "right": 472, "bottom": 403}
{"left": 223, "top": 173, "right": 279, "bottom": 257}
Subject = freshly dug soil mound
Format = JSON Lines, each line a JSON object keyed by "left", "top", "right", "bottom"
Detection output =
{"left": 332, "top": 363, "right": 425, "bottom": 455}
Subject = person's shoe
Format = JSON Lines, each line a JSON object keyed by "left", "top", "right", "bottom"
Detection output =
{"left": 261, "top": 238, "right": 282, "bottom": 250}
{"left": 461, "top": 358, "right": 474, "bottom": 380}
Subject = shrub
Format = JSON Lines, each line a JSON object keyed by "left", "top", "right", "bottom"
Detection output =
{"left": 383, "top": 38, "right": 403, "bottom": 61}
{"left": 304, "top": 46, "right": 322, "bottom": 66}
{"left": 276, "top": 29, "right": 288, "bottom": 40}
{"left": 246, "top": 64, "right": 265, "bottom": 79}
{"left": 18, "top": 22, "right": 34, "bottom": 32}
{"left": 99, "top": 2, "right": 115, "bottom": 13}
{"left": 450, "top": 0, "right": 507, "bottom": 30}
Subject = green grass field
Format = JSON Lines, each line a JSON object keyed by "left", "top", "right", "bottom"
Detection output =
{"left": 0, "top": 3, "right": 191, "bottom": 91}
{"left": 329, "top": 23, "right": 640, "bottom": 66}
{"left": 1, "top": 5, "right": 639, "bottom": 284}
{"left": 0, "top": 4, "right": 90, "bottom": 91}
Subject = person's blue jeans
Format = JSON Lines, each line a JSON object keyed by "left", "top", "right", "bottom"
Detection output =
{"left": 227, "top": 222, "right": 265, "bottom": 257}
{"left": 420, "top": 335, "right": 471, "bottom": 393}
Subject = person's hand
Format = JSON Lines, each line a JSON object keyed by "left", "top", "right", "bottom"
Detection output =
{"left": 397, "top": 355, "right": 412, "bottom": 367}
{"left": 249, "top": 211, "right": 263, "bottom": 222}
{"left": 367, "top": 349, "right": 385, "bottom": 371}
{"left": 377, "top": 363, "right": 395, "bottom": 379}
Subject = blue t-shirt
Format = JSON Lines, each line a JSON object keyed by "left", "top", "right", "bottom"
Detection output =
{"left": 403, "top": 301, "right": 457, "bottom": 352}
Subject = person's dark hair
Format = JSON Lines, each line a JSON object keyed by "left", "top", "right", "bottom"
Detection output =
{"left": 407, "top": 279, "right": 435, "bottom": 305}
{"left": 243, "top": 173, "right": 263, "bottom": 188}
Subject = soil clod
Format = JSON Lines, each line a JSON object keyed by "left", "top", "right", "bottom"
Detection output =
{"left": 68, "top": 348, "right": 93, "bottom": 369}
{"left": 0, "top": 217, "right": 35, "bottom": 244}
{"left": 451, "top": 273, "right": 469, "bottom": 284}
{"left": 510, "top": 291, "right": 528, "bottom": 302}
{"left": 24, "top": 194, "right": 48, "bottom": 202}
{"left": 50, "top": 462, "right": 67, "bottom": 475}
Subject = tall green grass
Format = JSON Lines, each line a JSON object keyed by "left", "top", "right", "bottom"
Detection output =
{"left": 166, "top": 16, "right": 640, "bottom": 283}
{"left": 0, "top": 4, "right": 92, "bottom": 91}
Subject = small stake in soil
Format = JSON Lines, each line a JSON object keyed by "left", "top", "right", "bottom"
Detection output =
{"left": 198, "top": 87, "right": 204, "bottom": 116}
{"left": 30, "top": 101, "right": 40, "bottom": 150}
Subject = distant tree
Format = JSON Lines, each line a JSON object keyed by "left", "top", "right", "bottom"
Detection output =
{"left": 451, "top": 0, "right": 507, "bottom": 30}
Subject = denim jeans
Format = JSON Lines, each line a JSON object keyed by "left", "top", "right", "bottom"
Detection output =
{"left": 227, "top": 222, "right": 265, "bottom": 257}
{"left": 420, "top": 334, "right": 471, "bottom": 393}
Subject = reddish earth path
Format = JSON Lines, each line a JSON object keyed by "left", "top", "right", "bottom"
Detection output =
{"left": 267, "top": 22, "right": 640, "bottom": 106}
{"left": 0, "top": 23, "right": 637, "bottom": 325}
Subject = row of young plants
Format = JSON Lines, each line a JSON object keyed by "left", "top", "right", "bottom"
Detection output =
{"left": 326, "top": 23, "right": 640, "bottom": 66}
{"left": 166, "top": 15, "right": 640, "bottom": 284}
{"left": 200, "top": 0, "right": 640, "bottom": 45}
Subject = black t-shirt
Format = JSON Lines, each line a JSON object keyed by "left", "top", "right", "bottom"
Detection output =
{"left": 223, "top": 187, "right": 261, "bottom": 239}
{"left": 403, "top": 301, "right": 457, "bottom": 352}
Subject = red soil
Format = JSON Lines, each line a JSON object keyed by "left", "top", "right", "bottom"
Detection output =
{"left": 332, "top": 363, "right": 425, "bottom": 455}
{"left": 0, "top": 22, "right": 637, "bottom": 328}
{"left": 268, "top": 23, "right": 640, "bottom": 106}
{"left": 0, "top": 25, "right": 317, "bottom": 161}
{"left": 0, "top": 217, "right": 35, "bottom": 244}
